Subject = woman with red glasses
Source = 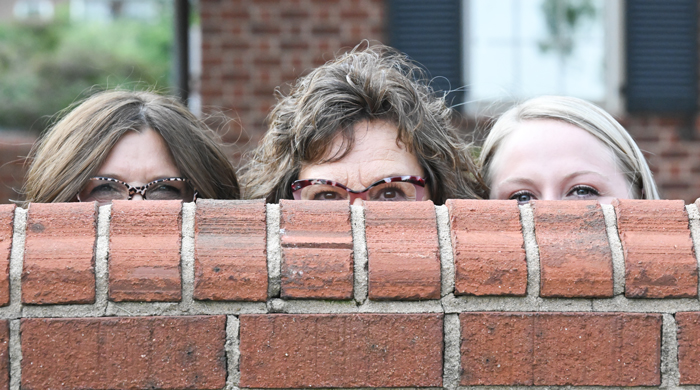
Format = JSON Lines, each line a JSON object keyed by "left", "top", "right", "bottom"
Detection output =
{"left": 239, "top": 44, "right": 485, "bottom": 204}
{"left": 22, "top": 90, "right": 239, "bottom": 205}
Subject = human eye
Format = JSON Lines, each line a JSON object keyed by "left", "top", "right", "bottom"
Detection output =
{"left": 148, "top": 183, "right": 184, "bottom": 200}
{"left": 302, "top": 184, "right": 347, "bottom": 201}
{"left": 80, "top": 181, "right": 126, "bottom": 203}
{"left": 91, "top": 183, "right": 123, "bottom": 198}
{"left": 509, "top": 191, "right": 536, "bottom": 204}
{"left": 313, "top": 191, "right": 345, "bottom": 200}
{"left": 369, "top": 184, "right": 410, "bottom": 201}
{"left": 566, "top": 185, "right": 600, "bottom": 199}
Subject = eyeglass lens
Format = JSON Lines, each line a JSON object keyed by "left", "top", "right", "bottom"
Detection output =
{"left": 299, "top": 181, "right": 419, "bottom": 201}
{"left": 78, "top": 179, "right": 195, "bottom": 204}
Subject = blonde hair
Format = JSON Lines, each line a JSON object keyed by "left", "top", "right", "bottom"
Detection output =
{"left": 23, "top": 90, "right": 239, "bottom": 204}
{"left": 239, "top": 44, "right": 485, "bottom": 204}
{"left": 479, "top": 95, "right": 659, "bottom": 199}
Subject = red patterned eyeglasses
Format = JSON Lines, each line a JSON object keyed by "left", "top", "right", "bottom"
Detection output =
{"left": 291, "top": 175, "right": 426, "bottom": 202}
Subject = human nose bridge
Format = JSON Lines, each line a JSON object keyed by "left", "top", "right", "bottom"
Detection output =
{"left": 347, "top": 191, "right": 367, "bottom": 204}
{"left": 128, "top": 185, "right": 148, "bottom": 200}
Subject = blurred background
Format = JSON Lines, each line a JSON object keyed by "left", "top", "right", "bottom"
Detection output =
{"left": 0, "top": 0, "right": 698, "bottom": 202}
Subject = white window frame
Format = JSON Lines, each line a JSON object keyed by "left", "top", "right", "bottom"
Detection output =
{"left": 462, "top": 0, "right": 625, "bottom": 117}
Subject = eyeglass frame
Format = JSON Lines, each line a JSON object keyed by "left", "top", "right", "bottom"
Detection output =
{"left": 77, "top": 176, "right": 198, "bottom": 202}
{"left": 291, "top": 175, "right": 426, "bottom": 202}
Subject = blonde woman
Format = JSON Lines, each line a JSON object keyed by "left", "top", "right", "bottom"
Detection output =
{"left": 480, "top": 95, "right": 659, "bottom": 203}
{"left": 23, "top": 90, "right": 239, "bottom": 205}
{"left": 239, "top": 44, "right": 485, "bottom": 204}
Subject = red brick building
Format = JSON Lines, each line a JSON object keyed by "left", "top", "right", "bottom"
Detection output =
{"left": 200, "top": 0, "right": 700, "bottom": 203}
{"left": 2, "top": 0, "right": 700, "bottom": 203}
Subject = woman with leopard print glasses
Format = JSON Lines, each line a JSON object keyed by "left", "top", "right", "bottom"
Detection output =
{"left": 22, "top": 90, "right": 239, "bottom": 205}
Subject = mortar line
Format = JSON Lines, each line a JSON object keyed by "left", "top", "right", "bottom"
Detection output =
{"left": 436, "top": 205, "right": 455, "bottom": 298}
{"left": 94, "top": 204, "right": 111, "bottom": 313}
{"left": 180, "top": 202, "right": 196, "bottom": 310}
{"left": 686, "top": 204, "right": 700, "bottom": 300}
{"left": 225, "top": 315, "right": 241, "bottom": 390}
{"left": 602, "top": 204, "right": 625, "bottom": 297}
{"left": 9, "top": 207, "right": 26, "bottom": 318}
{"left": 661, "top": 313, "right": 680, "bottom": 389}
{"left": 266, "top": 204, "right": 281, "bottom": 299}
{"left": 9, "top": 319, "right": 20, "bottom": 390}
{"left": 519, "top": 204, "right": 540, "bottom": 299}
{"left": 443, "top": 313, "right": 461, "bottom": 390}
{"left": 351, "top": 204, "right": 368, "bottom": 304}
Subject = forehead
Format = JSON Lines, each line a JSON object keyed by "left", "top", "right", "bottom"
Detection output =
{"left": 298, "top": 120, "right": 423, "bottom": 185}
{"left": 96, "top": 127, "right": 181, "bottom": 182}
{"left": 490, "top": 119, "right": 620, "bottom": 180}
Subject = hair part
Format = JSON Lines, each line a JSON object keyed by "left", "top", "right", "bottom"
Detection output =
{"left": 479, "top": 95, "right": 660, "bottom": 200}
{"left": 239, "top": 44, "right": 485, "bottom": 204}
{"left": 22, "top": 90, "right": 239, "bottom": 204}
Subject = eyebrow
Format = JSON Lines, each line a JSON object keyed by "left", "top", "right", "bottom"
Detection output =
{"left": 94, "top": 173, "right": 125, "bottom": 182}
{"left": 562, "top": 170, "right": 608, "bottom": 181}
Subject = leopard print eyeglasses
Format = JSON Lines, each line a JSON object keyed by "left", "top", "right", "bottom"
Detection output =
{"left": 77, "top": 177, "right": 197, "bottom": 205}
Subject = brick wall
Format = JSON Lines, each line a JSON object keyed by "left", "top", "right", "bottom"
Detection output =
{"left": 2, "top": 0, "right": 700, "bottom": 204}
{"left": 0, "top": 199, "right": 699, "bottom": 387}
{"left": 622, "top": 116, "right": 700, "bottom": 202}
{"left": 0, "top": 134, "right": 34, "bottom": 205}
{"left": 199, "top": 0, "right": 385, "bottom": 160}
{"left": 199, "top": 0, "right": 700, "bottom": 203}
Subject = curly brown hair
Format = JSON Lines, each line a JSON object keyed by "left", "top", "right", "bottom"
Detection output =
{"left": 23, "top": 90, "right": 239, "bottom": 204}
{"left": 239, "top": 44, "right": 484, "bottom": 204}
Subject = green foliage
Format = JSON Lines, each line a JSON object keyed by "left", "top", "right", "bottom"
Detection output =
{"left": 539, "top": 0, "right": 597, "bottom": 57}
{"left": 0, "top": 4, "right": 173, "bottom": 132}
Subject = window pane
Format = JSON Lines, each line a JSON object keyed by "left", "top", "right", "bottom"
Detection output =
{"left": 469, "top": 0, "right": 606, "bottom": 104}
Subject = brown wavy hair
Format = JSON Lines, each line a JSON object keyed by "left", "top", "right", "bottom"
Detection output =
{"left": 23, "top": 90, "right": 239, "bottom": 204}
{"left": 239, "top": 44, "right": 484, "bottom": 204}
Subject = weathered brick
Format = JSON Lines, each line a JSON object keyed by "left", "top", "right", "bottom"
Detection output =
{"left": 0, "top": 205, "right": 13, "bottom": 307}
{"left": 615, "top": 199, "right": 697, "bottom": 298}
{"left": 109, "top": 200, "right": 182, "bottom": 302}
{"left": 533, "top": 201, "right": 613, "bottom": 298}
{"left": 676, "top": 312, "right": 700, "bottom": 384}
{"left": 21, "top": 316, "right": 226, "bottom": 389}
{"left": 534, "top": 312, "right": 661, "bottom": 386}
{"left": 194, "top": 199, "right": 267, "bottom": 301}
{"left": 460, "top": 312, "right": 534, "bottom": 385}
{"left": 461, "top": 312, "right": 661, "bottom": 386}
{"left": 446, "top": 200, "right": 526, "bottom": 296}
{"left": 23, "top": 203, "right": 96, "bottom": 304}
{"left": 365, "top": 201, "right": 440, "bottom": 300}
{"left": 239, "top": 313, "right": 443, "bottom": 388}
{"left": 0, "top": 321, "right": 9, "bottom": 390}
{"left": 279, "top": 200, "right": 353, "bottom": 299}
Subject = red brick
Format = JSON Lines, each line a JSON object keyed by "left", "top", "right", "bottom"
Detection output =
{"left": 534, "top": 313, "right": 661, "bottom": 386}
{"left": 460, "top": 312, "right": 534, "bottom": 385}
{"left": 279, "top": 200, "right": 353, "bottom": 299}
{"left": 614, "top": 199, "right": 697, "bottom": 298}
{"left": 676, "top": 312, "right": 700, "bottom": 384}
{"left": 446, "top": 200, "right": 526, "bottom": 296}
{"left": 239, "top": 313, "right": 443, "bottom": 388}
{"left": 365, "top": 201, "right": 440, "bottom": 300}
{"left": 461, "top": 312, "right": 661, "bottom": 386}
{"left": 533, "top": 201, "right": 613, "bottom": 298}
{"left": 23, "top": 203, "right": 96, "bottom": 304}
{"left": 0, "top": 205, "right": 13, "bottom": 307}
{"left": 109, "top": 201, "right": 182, "bottom": 302}
{"left": 21, "top": 316, "right": 225, "bottom": 389}
{"left": 194, "top": 199, "right": 267, "bottom": 301}
{"left": 0, "top": 321, "right": 9, "bottom": 390}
